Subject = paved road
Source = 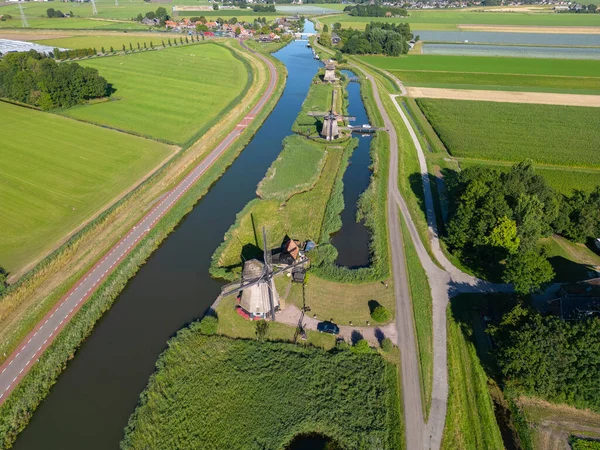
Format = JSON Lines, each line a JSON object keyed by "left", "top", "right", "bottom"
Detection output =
{"left": 0, "top": 39, "right": 278, "bottom": 407}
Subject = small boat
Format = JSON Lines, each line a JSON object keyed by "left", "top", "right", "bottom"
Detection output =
{"left": 307, "top": 43, "right": 311, "bottom": 48}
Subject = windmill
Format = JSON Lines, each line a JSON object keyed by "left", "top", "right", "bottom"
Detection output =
{"left": 307, "top": 90, "right": 355, "bottom": 141}
{"left": 18, "top": 1, "right": 28, "bottom": 28}
{"left": 221, "top": 228, "right": 308, "bottom": 321}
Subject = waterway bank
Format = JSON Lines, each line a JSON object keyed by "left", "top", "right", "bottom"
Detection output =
{"left": 8, "top": 40, "right": 318, "bottom": 450}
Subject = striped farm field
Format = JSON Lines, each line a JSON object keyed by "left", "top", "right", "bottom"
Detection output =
{"left": 62, "top": 43, "right": 249, "bottom": 145}
{"left": 0, "top": 101, "right": 173, "bottom": 273}
{"left": 416, "top": 99, "right": 600, "bottom": 168}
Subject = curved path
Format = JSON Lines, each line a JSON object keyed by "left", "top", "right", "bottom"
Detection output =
{"left": 0, "top": 39, "right": 278, "bottom": 407}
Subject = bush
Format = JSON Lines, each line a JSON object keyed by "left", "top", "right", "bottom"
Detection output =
{"left": 197, "top": 315, "right": 218, "bottom": 335}
{"left": 380, "top": 338, "right": 394, "bottom": 353}
{"left": 351, "top": 339, "right": 374, "bottom": 354}
{"left": 371, "top": 305, "right": 391, "bottom": 323}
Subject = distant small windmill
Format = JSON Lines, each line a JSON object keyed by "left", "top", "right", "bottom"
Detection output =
{"left": 307, "top": 90, "right": 355, "bottom": 141}
{"left": 221, "top": 228, "right": 308, "bottom": 321}
{"left": 18, "top": 1, "right": 28, "bottom": 28}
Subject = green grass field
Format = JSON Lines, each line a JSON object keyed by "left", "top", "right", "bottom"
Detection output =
{"left": 540, "top": 235, "right": 600, "bottom": 283}
{"left": 393, "top": 70, "right": 600, "bottom": 94}
{"left": 257, "top": 135, "right": 327, "bottom": 202}
{"left": 321, "top": 10, "right": 600, "bottom": 30}
{"left": 360, "top": 55, "right": 600, "bottom": 78}
{"left": 0, "top": 17, "right": 146, "bottom": 30}
{"left": 0, "top": 101, "right": 173, "bottom": 273}
{"left": 293, "top": 81, "right": 338, "bottom": 136}
{"left": 443, "top": 302, "right": 504, "bottom": 450}
{"left": 121, "top": 333, "right": 401, "bottom": 449}
{"left": 34, "top": 34, "right": 161, "bottom": 51}
{"left": 457, "top": 159, "right": 600, "bottom": 194}
{"left": 62, "top": 43, "right": 248, "bottom": 144}
{"left": 416, "top": 99, "right": 600, "bottom": 168}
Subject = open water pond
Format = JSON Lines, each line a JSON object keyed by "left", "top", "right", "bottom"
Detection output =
{"left": 422, "top": 43, "right": 600, "bottom": 59}
{"left": 418, "top": 30, "right": 600, "bottom": 46}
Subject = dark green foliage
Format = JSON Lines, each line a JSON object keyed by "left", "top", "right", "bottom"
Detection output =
{"left": 371, "top": 305, "right": 391, "bottom": 323}
{"left": 252, "top": 4, "right": 275, "bottom": 12}
{"left": 351, "top": 339, "right": 375, "bottom": 354}
{"left": 197, "top": 315, "right": 218, "bottom": 335}
{"left": 101, "top": 46, "right": 105, "bottom": 54}
{"left": 0, "top": 51, "right": 110, "bottom": 110}
{"left": 502, "top": 250, "right": 554, "bottom": 295}
{"left": 570, "top": 437, "right": 600, "bottom": 450}
{"left": 446, "top": 161, "right": 560, "bottom": 286}
{"left": 0, "top": 266, "right": 7, "bottom": 295}
{"left": 339, "top": 22, "right": 412, "bottom": 56}
{"left": 344, "top": 4, "right": 407, "bottom": 17}
{"left": 489, "top": 305, "right": 600, "bottom": 412}
{"left": 46, "top": 8, "right": 65, "bottom": 18}
{"left": 381, "top": 338, "right": 394, "bottom": 352}
{"left": 255, "top": 319, "right": 269, "bottom": 341}
{"left": 121, "top": 334, "right": 401, "bottom": 449}
{"left": 561, "top": 187, "right": 600, "bottom": 243}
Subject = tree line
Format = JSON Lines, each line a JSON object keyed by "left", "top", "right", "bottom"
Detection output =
{"left": 0, "top": 50, "right": 111, "bottom": 110}
{"left": 343, "top": 4, "right": 408, "bottom": 17}
{"left": 134, "top": 6, "right": 169, "bottom": 25}
{"left": 321, "top": 22, "right": 412, "bottom": 57}
{"left": 446, "top": 161, "right": 600, "bottom": 294}
{"left": 489, "top": 304, "right": 600, "bottom": 412}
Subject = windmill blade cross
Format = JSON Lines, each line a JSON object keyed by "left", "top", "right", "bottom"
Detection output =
{"left": 221, "top": 275, "right": 263, "bottom": 297}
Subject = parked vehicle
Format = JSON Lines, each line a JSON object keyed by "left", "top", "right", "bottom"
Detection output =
{"left": 317, "top": 321, "right": 339, "bottom": 335}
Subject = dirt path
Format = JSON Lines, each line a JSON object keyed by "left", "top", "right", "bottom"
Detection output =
{"left": 406, "top": 87, "right": 600, "bottom": 107}
{"left": 277, "top": 305, "right": 398, "bottom": 345}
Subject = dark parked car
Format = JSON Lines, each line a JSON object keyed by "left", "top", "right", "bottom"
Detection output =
{"left": 317, "top": 321, "right": 340, "bottom": 335}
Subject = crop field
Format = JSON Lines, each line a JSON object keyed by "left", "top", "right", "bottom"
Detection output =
{"left": 457, "top": 159, "right": 600, "bottom": 194}
{"left": 360, "top": 55, "right": 600, "bottom": 78}
{"left": 213, "top": 141, "right": 346, "bottom": 270}
{"left": 393, "top": 70, "right": 600, "bottom": 94}
{"left": 257, "top": 135, "right": 327, "bottom": 202}
{"left": 0, "top": 101, "right": 173, "bottom": 273}
{"left": 443, "top": 302, "right": 504, "bottom": 449}
{"left": 177, "top": 10, "right": 280, "bottom": 21}
{"left": 416, "top": 99, "right": 600, "bottom": 168}
{"left": 321, "top": 10, "right": 600, "bottom": 30}
{"left": 62, "top": 43, "right": 248, "bottom": 144}
{"left": 121, "top": 333, "right": 401, "bottom": 449}
{"left": 0, "top": 17, "right": 146, "bottom": 30}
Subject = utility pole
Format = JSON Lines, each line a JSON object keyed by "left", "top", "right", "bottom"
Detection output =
{"left": 19, "top": 1, "right": 28, "bottom": 28}
{"left": 91, "top": 0, "right": 98, "bottom": 15}
{"left": 115, "top": 0, "right": 119, "bottom": 7}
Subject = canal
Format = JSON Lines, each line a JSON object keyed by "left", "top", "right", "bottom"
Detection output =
{"left": 331, "top": 70, "right": 372, "bottom": 268}
{"left": 14, "top": 26, "right": 376, "bottom": 449}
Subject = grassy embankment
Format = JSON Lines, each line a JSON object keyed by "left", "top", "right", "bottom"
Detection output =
{"left": 321, "top": 9, "right": 600, "bottom": 31}
{"left": 359, "top": 55, "right": 600, "bottom": 95}
{"left": 0, "top": 102, "right": 173, "bottom": 274}
{"left": 442, "top": 298, "right": 505, "bottom": 450}
{"left": 34, "top": 34, "right": 197, "bottom": 52}
{"left": 0, "top": 41, "right": 284, "bottom": 448}
{"left": 121, "top": 332, "right": 402, "bottom": 449}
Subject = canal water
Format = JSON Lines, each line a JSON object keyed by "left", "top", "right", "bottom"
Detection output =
{"left": 13, "top": 39, "right": 321, "bottom": 450}
{"left": 14, "top": 26, "right": 376, "bottom": 449}
{"left": 331, "top": 70, "right": 372, "bottom": 269}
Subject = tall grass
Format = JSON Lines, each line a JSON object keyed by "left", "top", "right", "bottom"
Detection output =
{"left": 121, "top": 333, "right": 401, "bottom": 449}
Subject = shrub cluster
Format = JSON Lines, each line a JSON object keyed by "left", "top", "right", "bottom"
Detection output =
{"left": 0, "top": 50, "right": 111, "bottom": 110}
{"left": 371, "top": 305, "right": 391, "bottom": 323}
{"left": 489, "top": 305, "right": 600, "bottom": 412}
{"left": 325, "top": 22, "right": 412, "bottom": 57}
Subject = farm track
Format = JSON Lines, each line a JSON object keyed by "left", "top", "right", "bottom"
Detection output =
{"left": 406, "top": 86, "right": 600, "bottom": 107}
{"left": 0, "top": 39, "right": 278, "bottom": 407}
